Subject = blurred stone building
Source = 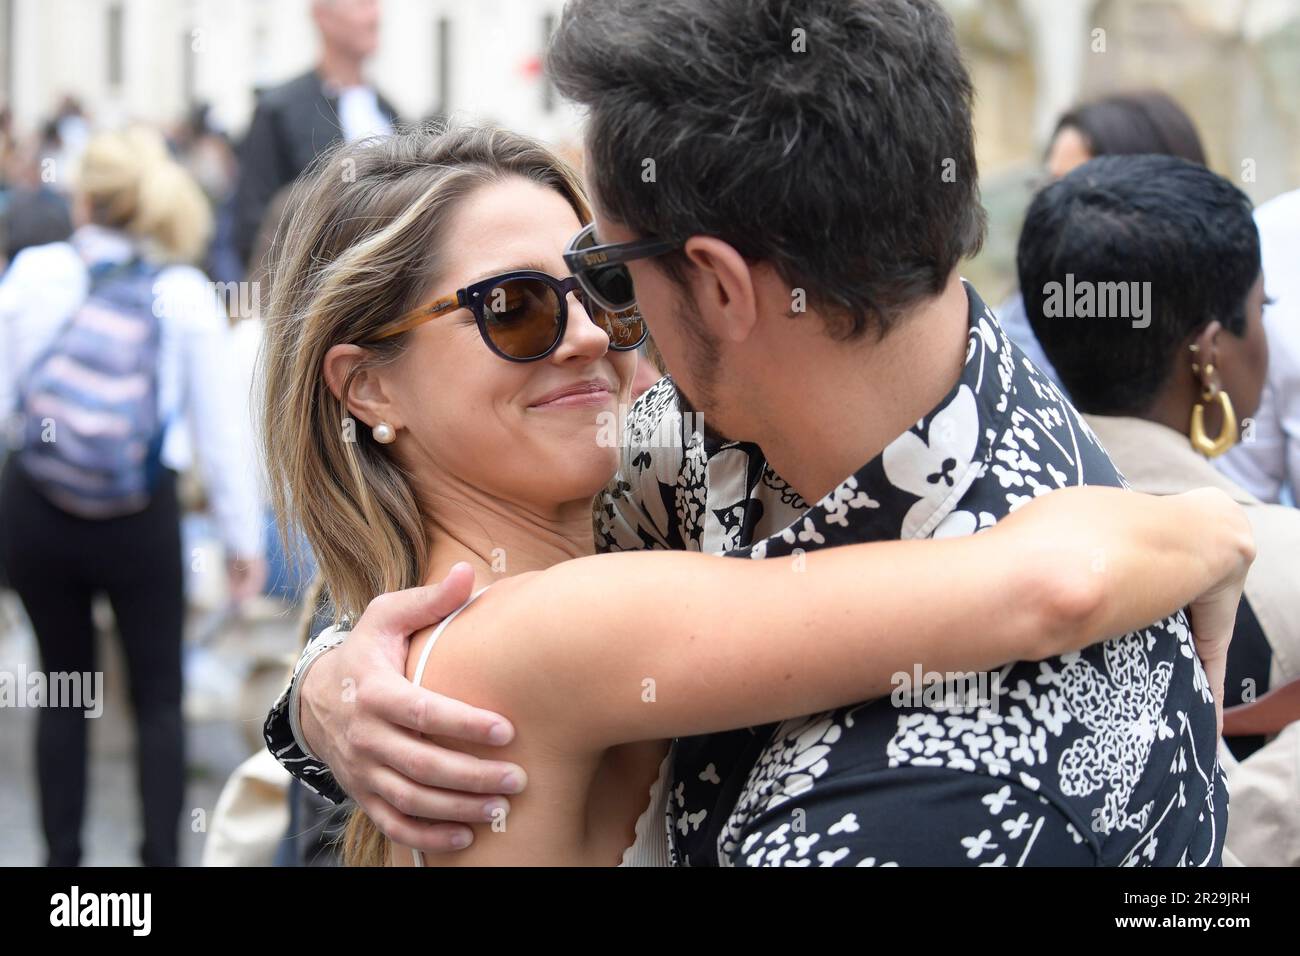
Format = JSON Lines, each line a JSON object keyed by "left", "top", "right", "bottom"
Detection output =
{"left": 0, "top": 0, "right": 582, "bottom": 145}
{"left": 0, "top": 0, "right": 1296, "bottom": 295}
{"left": 951, "top": 0, "right": 1300, "bottom": 295}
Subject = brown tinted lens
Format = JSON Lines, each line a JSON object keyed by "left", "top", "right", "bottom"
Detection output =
{"left": 482, "top": 277, "right": 562, "bottom": 358}
{"left": 591, "top": 303, "right": 647, "bottom": 350}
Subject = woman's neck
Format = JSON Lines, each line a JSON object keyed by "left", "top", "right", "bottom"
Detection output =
{"left": 421, "top": 485, "right": 597, "bottom": 589}
{"left": 1143, "top": 375, "right": 1207, "bottom": 443}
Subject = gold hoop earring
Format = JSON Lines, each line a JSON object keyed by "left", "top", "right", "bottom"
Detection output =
{"left": 372, "top": 421, "right": 396, "bottom": 444}
{"left": 1189, "top": 379, "right": 1237, "bottom": 459}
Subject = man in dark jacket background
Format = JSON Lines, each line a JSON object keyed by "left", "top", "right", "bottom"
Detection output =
{"left": 232, "top": 0, "right": 400, "bottom": 272}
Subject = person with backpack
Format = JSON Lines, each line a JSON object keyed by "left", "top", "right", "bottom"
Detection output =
{"left": 0, "top": 126, "right": 265, "bottom": 866}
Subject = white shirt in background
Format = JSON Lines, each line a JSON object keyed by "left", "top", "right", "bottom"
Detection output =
{"left": 1218, "top": 189, "right": 1300, "bottom": 506}
{"left": 337, "top": 85, "right": 394, "bottom": 143}
{"left": 0, "top": 225, "right": 265, "bottom": 558}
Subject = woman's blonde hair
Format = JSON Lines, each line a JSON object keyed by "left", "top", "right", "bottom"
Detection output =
{"left": 76, "top": 126, "right": 212, "bottom": 263}
{"left": 260, "top": 124, "right": 591, "bottom": 865}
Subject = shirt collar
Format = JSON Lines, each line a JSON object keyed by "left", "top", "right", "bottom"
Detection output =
{"left": 70, "top": 224, "right": 137, "bottom": 267}
{"left": 735, "top": 281, "right": 1022, "bottom": 556}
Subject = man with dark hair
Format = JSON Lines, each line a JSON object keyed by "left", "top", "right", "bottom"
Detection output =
{"left": 265, "top": 0, "right": 1228, "bottom": 866}
{"left": 551, "top": 0, "right": 986, "bottom": 345}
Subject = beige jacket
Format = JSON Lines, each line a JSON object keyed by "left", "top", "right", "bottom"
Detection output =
{"left": 1086, "top": 415, "right": 1300, "bottom": 866}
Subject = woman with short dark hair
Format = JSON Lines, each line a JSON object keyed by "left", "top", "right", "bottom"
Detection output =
{"left": 1018, "top": 154, "right": 1300, "bottom": 865}
{"left": 1001, "top": 90, "right": 1209, "bottom": 386}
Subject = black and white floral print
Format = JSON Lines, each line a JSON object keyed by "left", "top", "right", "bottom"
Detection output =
{"left": 596, "top": 282, "right": 1227, "bottom": 867}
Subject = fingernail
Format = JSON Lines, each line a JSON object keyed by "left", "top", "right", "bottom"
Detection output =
{"left": 500, "top": 770, "right": 525, "bottom": 793}
{"left": 482, "top": 799, "right": 509, "bottom": 821}
{"left": 487, "top": 721, "right": 512, "bottom": 745}
{"left": 449, "top": 829, "right": 472, "bottom": 849}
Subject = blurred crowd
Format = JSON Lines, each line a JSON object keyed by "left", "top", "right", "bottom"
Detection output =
{"left": 0, "top": 0, "right": 394, "bottom": 867}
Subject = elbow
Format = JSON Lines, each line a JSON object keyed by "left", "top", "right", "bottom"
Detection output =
{"left": 1032, "top": 560, "right": 1106, "bottom": 661}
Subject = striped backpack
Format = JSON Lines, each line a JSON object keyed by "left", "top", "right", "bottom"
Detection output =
{"left": 15, "top": 258, "right": 167, "bottom": 518}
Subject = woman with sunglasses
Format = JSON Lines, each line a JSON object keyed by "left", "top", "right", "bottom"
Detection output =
{"left": 261, "top": 125, "right": 1252, "bottom": 866}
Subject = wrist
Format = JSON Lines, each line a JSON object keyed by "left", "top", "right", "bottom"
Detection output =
{"left": 291, "top": 628, "right": 347, "bottom": 761}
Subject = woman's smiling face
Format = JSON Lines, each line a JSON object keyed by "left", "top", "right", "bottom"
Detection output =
{"left": 368, "top": 176, "right": 637, "bottom": 518}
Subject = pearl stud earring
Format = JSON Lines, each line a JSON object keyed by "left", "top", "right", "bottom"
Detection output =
{"left": 372, "top": 422, "right": 396, "bottom": 444}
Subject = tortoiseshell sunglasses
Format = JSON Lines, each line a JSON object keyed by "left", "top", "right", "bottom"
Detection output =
{"left": 367, "top": 269, "right": 648, "bottom": 362}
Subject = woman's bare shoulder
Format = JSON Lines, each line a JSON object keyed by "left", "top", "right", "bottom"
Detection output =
{"left": 403, "top": 569, "right": 553, "bottom": 691}
{"left": 401, "top": 567, "right": 609, "bottom": 758}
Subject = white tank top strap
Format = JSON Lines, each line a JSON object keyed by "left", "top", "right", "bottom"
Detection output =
{"left": 618, "top": 749, "right": 673, "bottom": 867}
{"left": 410, "top": 586, "right": 490, "bottom": 868}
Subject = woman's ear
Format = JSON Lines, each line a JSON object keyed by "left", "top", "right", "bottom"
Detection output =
{"left": 1191, "top": 321, "right": 1224, "bottom": 392}
{"left": 682, "top": 236, "right": 758, "bottom": 344}
{"left": 322, "top": 344, "right": 401, "bottom": 430}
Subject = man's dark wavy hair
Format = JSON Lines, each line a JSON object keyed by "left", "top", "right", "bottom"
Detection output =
{"left": 546, "top": 0, "right": 987, "bottom": 340}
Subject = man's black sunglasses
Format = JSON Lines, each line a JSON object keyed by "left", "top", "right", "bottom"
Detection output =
{"left": 562, "top": 222, "right": 681, "bottom": 313}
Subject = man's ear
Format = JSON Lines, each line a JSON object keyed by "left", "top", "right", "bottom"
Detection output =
{"left": 322, "top": 344, "right": 402, "bottom": 430}
{"left": 682, "top": 236, "right": 758, "bottom": 344}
